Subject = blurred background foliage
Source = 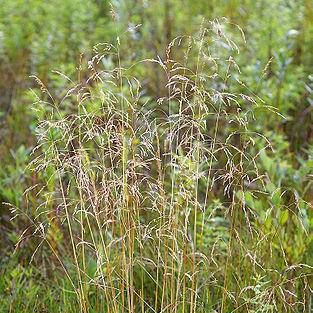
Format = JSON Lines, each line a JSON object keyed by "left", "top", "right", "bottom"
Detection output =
{"left": 0, "top": 0, "right": 312, "bottom": 312}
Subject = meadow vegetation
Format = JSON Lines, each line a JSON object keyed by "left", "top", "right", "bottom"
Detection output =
{"left": 0, "top": 1, "right": 312, "bottom": 312}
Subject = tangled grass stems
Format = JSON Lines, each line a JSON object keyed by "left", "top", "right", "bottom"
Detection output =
{"left": 12, "top": 19, "right": 311, "bottom": 312}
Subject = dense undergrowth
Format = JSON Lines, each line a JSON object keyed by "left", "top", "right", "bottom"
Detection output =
{"left": 0, "top": 1, "right": 312, "bottom": 312}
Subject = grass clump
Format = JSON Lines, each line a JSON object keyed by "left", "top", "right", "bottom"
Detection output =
{"left": 6, "top": 18, "right": 312, "bottom": 313}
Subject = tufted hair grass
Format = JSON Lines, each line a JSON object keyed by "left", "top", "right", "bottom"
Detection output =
{"left": 10, "top": 19, "right": 312, "bottom": 313}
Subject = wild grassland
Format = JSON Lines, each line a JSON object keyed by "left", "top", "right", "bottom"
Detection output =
{"left": 0, "top": 1, "right": 312, "bottom": 313}
{"left": 3, "top": 19, "right": 310, "bottom": 313}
